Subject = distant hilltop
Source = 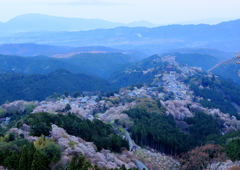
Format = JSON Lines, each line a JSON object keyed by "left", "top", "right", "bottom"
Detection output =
{"left": 0, "top": 13, "right": 159, "bottom": 32}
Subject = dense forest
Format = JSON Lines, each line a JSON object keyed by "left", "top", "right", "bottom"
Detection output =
{"left": 124, "top": 108, "right": 194, "bottom": 154}
{"left": 123, "top": 108, "right": 223, "bottom": 155}
{"left": 0, "top": 69, "right": 119, "bottom": 104}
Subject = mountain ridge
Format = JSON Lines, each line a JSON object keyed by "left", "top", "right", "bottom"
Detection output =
{"left": 0, "top": 43, "right": 148, "bottom": 60}
{"left": 209, "top": 57, "right": 240, "bottom": 84}
{"left": 0, "top": 13, "right": 159, "bottom": 32}
{"left": 1, "top": 19, "right": 240, "bottom": 52}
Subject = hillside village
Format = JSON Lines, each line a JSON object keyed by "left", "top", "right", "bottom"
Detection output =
{"left": 1, "top": 55, "right": 240, "bottom": 170}
{"left": 25, "top": 55, "right": 240, "bottom": 134}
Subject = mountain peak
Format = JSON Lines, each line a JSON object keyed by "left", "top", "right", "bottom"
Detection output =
{"left": 128, "top": 20, "right": 158, "bottom": 27}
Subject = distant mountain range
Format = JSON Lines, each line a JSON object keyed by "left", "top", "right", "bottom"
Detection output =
{"left": 1, "top": 19, "right": 240, "bottom": 52}
{"left": 0, "top": 13, "right": 159, "bottom": 32}
{"left": 172, "top": 18, "right": 237, "bottom": 25}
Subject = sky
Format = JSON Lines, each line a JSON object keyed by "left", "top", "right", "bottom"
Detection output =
{"left": 0, "top": 0, "right": 240, "bottom": 24}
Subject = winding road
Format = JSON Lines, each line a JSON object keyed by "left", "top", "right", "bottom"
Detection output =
{"left": 124, "top": 128, "right": 149, "bottom": 170}
{"left": 124, "top": 128, "right": 133, "bottom": 151}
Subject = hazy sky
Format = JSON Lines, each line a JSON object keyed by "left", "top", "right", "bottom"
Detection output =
{"left": 0, "top": 0, "right": 240, "bottom": 24}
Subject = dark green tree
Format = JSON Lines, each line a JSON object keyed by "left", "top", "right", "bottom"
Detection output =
{"left": 31, "top": 150, "right": 48, "bottom": 170}
{"left": 73, "top": 91, "right": 80, "bottom": 98}
{"left": 17, "top": 121, "right": 23, "bottom": 129}
{"left": 68, "top": 155, "right": 77, "bottom": 170}
{"left": 225, "top": 138, "right": 240, "bottom": 161}
{"left": 30, "top": 122, "right": 51, "bottom": 136}
{"left": 65, "top": 104, "right": 71, "bottom": 112}
{"left": 10, "top": 150, "right": 19, "bottom": 170}
{"left": 3, "top": 147, "right": 10, "bottom": 158}
{"left": 51, "top": 156, "right": 59, "bottom": 163}
{"left": 76, "top": 155, "right": 85, "bottom": 168}
{"left": 42, "top": 142, "right": 61, "bottom": 162}
{"left": 3, "top": 156, "right": 12, "bottom": 170}
{"left": 64, "top": 90, "right": 69, "bottom": 97}
{"left": 28, "top": 142, "right": 36, "bottom": 169}
{"left": 93, "top": 164, "right": 101, "bottom": 170}
{"left": 0, "top": 150, "right": 3, "bottom": 165}
{"left": 18, "top": 145, "right": 28, "bottom": 170}
{"left": 82, "top": 160, "right": 91, "bottom": 169}
{"left": 120, "top": 164, "right": 127, "bottom": 170}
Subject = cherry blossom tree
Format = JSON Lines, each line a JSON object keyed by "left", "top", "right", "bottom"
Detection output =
{"left": 179, "top": 144, "right": 228, "bottom": 170}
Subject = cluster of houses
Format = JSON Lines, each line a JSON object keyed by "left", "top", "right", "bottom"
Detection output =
{"left": 162, "top": 73, "right": 188, "bottom": 100}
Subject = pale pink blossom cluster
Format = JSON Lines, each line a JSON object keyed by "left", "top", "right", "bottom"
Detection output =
{"left": 51, "top": 124, "right": 137, "bottom": 169}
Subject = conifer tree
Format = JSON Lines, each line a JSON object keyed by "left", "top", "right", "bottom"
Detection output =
{"left": 18, "top": 145, "right": 28, "bottom": 170}
{"left": 31, "top": 150, "right": 48, "bottom": 170}
{"left": 76, "top": 155, "right": 85, "bottom": 168}
{"left": 3, "top": 156, "right": 11, "bottom": 169}
{"left": 65, "top": 103, "right": 71, "bottom": 112}
{"left": 10, "top": 150, "right": 19, "bottom": 170}
{"left": 51, "top": 155, "right": 59, "bottom": 163}
{"left": 225, "top": 138, "right": 240, "bottom": 161}
{"left": 0, "top": 150, "right": 4, "bottom": 165}
{"left": 68, "top": 155, "right": 77, "bottom": 170}
{"left": 120, "top": 164, "right": 127, "bottom": 170}
{"left": 82, "top": 160, "right": 91, "bottom": 170}
{"left": 93, "top": 164, "right": 101, "bottom": 170}
{"left": 3, "top": 147, "right": 10, "bottom": 158}
{"left": 28, "top": 142, "right": 36, "bottom": 169}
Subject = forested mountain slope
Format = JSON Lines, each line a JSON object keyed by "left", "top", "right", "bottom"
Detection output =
{"left": 0, "top": 69, "right": 118, "bottom": 104}
{"left": 0, "top": 52, "right": 136, "bottom": 77}
{"left": 209, "top": 57, "right": 240, "bottom": 84}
